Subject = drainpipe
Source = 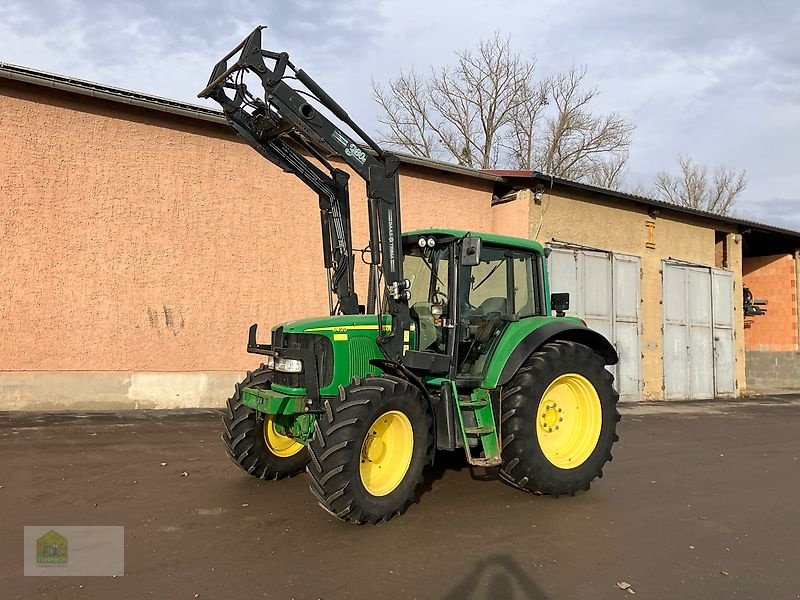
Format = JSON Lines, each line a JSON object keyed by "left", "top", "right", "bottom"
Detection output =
{"left": 795, "top": 249, "right": 800, "bottom": 352}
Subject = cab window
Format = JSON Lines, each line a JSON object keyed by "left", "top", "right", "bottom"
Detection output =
{"left": 465, "top": 249, "right": 509, "bottom": 315}
{"left": 458, "top": 246, "right": 541, "bottom": 376}
{"left": 404, "top": 246, "right": 449, "bottom": 352}
{"left": 513, "top": 254, "right": 539, "bottom": 318}
{"left": 463, "top": 248, "right": 540, "bottom": 317}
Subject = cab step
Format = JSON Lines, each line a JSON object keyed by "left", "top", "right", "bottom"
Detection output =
{"left": 469, "top": 457, "right": 502, "bottom": 468}
{"left": 464, "top": 426, "right": 494, "bottom": 435}
{"left": 458, "top": 398, "right": 489, "bottom": 408}
{"left": 450, "top": 381, "right": 502, "bottom": 467}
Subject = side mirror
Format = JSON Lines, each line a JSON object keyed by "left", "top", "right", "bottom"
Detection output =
{"left": 461, "top": 236, "right": 482, "bottom": 267}
{"left": 551, "top": 292, "right": 570, "bottom": 317}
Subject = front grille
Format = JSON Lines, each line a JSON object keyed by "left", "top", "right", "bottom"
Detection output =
{"left": 271, "top": 327, "right": 334, "bottom": 389}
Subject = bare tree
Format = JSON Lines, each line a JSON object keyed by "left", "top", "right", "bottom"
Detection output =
{"left": 537, "top": 67, "right": 633, "bottom": 180}
{"left": 373, "top": 34, "right": 633, "bottom": 180}
{"left": 372, "top": 69, "right": 440, "bottom": 159}
{"left": 375, "top": 34, "right": 534, "bottom": 169}
{"left": 586, "top": 151, "right": 629, "bottom": 190}
{"left": 653, "top": 156, "right": 747, "bottom": 215}
{"left": 505, "top": 79, "right": 549, "bottom": 171}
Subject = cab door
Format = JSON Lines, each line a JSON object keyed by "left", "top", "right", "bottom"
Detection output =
{"left": 457, "top": 247, "right": 541, "bottom": 378}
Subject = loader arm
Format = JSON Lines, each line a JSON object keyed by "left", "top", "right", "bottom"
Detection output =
{"left": 199, "top": 26, "right": 410, "bottom": 362}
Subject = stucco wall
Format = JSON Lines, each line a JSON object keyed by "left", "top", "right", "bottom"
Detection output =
{"left": 0, "top": 81, "right": 500, "bottom": 408}
{"left": 0, "top": 79, "right": 750, "bottom": 408}
{"left": 523, "top": 187, "right": 744, "bottom": 400}
{"left": 727, "top": 233, "right": 746, "bottom": 391}
{"left": 490, "top": 194, "right": 532, "bottom": 240}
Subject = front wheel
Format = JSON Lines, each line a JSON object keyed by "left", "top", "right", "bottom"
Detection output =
{"left": 221, "top": 367, "right": 309, "bottom": 480}
{"left": 500, "top": 341, "right": 620, "bottom": 496}
{"left": 307, "top": 375, "right": 434, "bottom": 524}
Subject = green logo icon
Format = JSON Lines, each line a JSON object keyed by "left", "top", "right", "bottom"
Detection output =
{"left": 36, "top": 530, "right": 68, "bottom": 565}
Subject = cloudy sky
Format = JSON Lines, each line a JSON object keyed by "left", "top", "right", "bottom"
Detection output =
{"left": 2, "top": 0, "right": 798, "bottom": 230}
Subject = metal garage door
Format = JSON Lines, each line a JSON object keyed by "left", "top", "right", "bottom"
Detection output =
{"left": 662, "top": 262, "right": 736, "bottom": 399}
{"left": 548, "top": 246, "right": 642, "bottom": 401}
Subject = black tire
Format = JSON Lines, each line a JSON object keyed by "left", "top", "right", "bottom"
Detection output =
{"left": 221, "top": 366, "right": 309, "bottom": 480}
{"left": 499, "top": 340, "right": 620, "bottom": 496}
{"left": 307, "top": 375, "right": 434, "bottom": 524}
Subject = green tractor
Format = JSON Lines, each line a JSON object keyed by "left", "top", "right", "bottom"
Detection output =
{"left": 200, "top": 27, "right": 620, "bottom": 524}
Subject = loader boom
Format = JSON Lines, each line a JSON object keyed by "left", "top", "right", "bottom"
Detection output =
{"left": 199, "top": 26, "right": 411, "bottom": 361}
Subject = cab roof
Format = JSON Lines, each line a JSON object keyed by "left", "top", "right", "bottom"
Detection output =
{"left": 403, "top": 229, "right": 544, "bottom": 254}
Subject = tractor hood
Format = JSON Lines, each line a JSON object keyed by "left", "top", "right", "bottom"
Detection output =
{"left": 275, "top": 314, "right": 391, "bottom": 335}
{"left": 267, "top": 314, "right": 392, "bottom": 398}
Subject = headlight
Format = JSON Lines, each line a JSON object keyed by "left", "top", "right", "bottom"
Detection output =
{"left": 265, "top": 355, "right": 275, "bottom": 370}
{"left": 275, "top": 357, "right": 303, "bottom": 373}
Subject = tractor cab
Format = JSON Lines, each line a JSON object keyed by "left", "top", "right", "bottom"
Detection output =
{"left": 401, "top": 229, "right": 549, "bottom": 382}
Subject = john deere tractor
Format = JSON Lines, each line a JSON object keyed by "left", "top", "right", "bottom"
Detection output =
{"left": 200, "top": 27, "right": 620, "bottom": 524}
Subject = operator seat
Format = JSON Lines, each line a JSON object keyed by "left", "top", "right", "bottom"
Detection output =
{"left": 468, "top": 296, "right": 508, "bottom": 317}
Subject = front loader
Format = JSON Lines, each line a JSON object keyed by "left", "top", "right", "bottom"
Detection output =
{"left": 200, "top": 26, "right": 620, "bottom": 524}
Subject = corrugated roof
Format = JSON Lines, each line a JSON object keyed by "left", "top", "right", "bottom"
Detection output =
{"left": 486, "top": 169, "right": 800, "bottom": 239}
{"left": 0, "top": 61, "right": 225, "bottom": 124}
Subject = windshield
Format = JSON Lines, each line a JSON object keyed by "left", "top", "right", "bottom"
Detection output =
{"left": 403, "top": 244, "right": 450, "bottom": 352}
{"left": 404, "top": 246, "right": 449, "bottom": 306}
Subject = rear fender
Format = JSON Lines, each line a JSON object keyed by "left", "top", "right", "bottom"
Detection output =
{"left": 485, "top": 321, "right": 618, "bottom": 389}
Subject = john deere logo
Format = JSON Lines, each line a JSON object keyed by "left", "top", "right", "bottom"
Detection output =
{"left": 36, "top": 530, "right": 68, "bottom": 565}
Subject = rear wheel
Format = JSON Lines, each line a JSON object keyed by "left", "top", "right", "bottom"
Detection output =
{"left": 307, "top": 375, "right": 433, "bottom": 524}
{"left": 500, "top": 341, "right": 620, "bottom": 495}
{"left": 221, "top": 367, "right": 309, "bottom": 480}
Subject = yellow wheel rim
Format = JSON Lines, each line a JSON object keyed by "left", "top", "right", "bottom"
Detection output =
{"left": 263, "top": 415, "right": 304, "bottom": 458}
{"left": 359, "top": 410, "right": 414, "bottom": 497}
{"left": 536, "top": 373, "right": 602, "bottom": 469}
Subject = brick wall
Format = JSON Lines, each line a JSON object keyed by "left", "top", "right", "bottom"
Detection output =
{"left": 742, "top": 254, "right": 799, "bottom": 351}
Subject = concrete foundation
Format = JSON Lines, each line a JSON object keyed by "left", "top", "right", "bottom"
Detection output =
{"left": 745, "top": 351, "right": 800, "bottom": 390}
{"left": 0, "top": 372, "right": 242, "bottom": 411}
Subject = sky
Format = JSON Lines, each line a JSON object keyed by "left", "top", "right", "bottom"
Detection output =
{"left": 2, "top": 0, "right": 798, "bottom": 230}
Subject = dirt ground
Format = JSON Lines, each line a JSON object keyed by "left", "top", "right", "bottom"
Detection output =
{"left": 2, "top": 395, "right": 800, "bottom": 600}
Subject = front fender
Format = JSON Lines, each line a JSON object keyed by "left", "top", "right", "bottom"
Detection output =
{"left": 482, "top": 320, "right": 618, "bottom": 389}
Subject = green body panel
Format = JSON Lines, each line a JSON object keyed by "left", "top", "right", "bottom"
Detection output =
{"left": 244, "top": 314, "right": 409, "bottom": 446}
{"left": 480, "top": 315, "right": 583, "bottom": 389}
{"left": 270, "top": 314, "right": 396, "bottom": 397}
{"left": 241, "top": 388, "right": 315, "bottom": 444}
{"left": 276, "top": 313, "right": 392, "bottom": 335}
{"left": 241, "top": 387, "right": 306, "bottom": 414}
